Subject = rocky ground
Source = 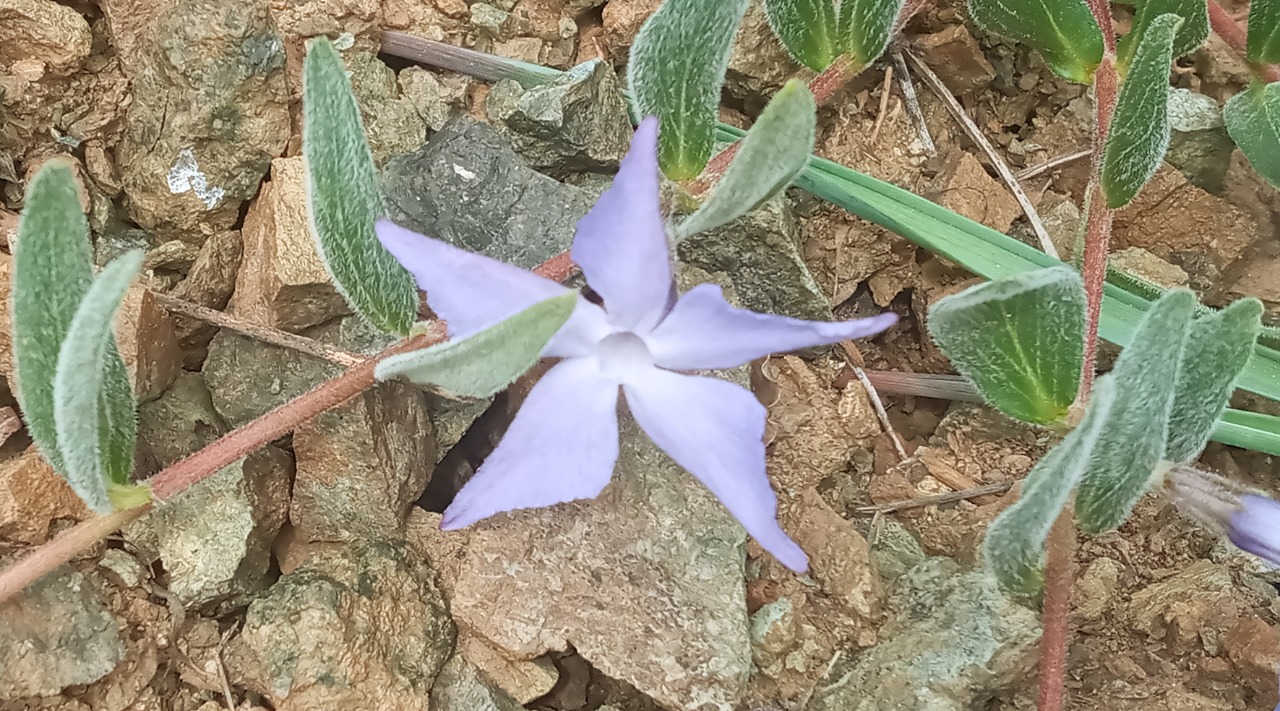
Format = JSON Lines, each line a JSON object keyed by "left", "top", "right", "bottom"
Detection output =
{"left": 1, "top": 0, "right": 1279, "bottom": 709}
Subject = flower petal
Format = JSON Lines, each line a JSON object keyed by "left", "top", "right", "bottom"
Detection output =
{"left": 647, "top": 284, "right": 898, "bottom": 370}
{"left": 571, "top": 117, "right": 674, "bottom": 332}
{"left": 441, "top": 358, "right": 620, "bottom": 530}
{"left": 623, "top": 368, "right": 808, "bottom": 572}
{"left": 1229, "top": 494, "right": 1280, "bottom": 567}
{"left": 376, "top": 220, "right": 608, "bottom": 356}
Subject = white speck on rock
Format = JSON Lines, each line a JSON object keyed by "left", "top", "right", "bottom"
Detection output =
{"left": 167, "top": 147, "right": 226, "bottom": 209}
{"left": 452, "top": 164, "right": 476, "bottom": 180}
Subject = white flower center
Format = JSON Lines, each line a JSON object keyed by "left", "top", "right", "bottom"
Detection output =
{"left": 596, "top": 331, "right": 654, "bottom": 382}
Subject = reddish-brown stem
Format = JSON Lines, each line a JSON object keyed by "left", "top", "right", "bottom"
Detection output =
{"left": 1207, "top": 0, "right": 1280, "bottom": 83}
{"left": 1085, "top": 0, "right": 1118, "bottom": 54}
{"left": 0, "top": 252, "right": 578, "bottom": 604}
{"left": 0, "top": 505, "right": 151, "bottom": 605}
{"left": 151, "top": 326, "right": 443, "bottom": 500}
{"left": 1077, "top": 55, "right": 1120, "bottom": 400}
{"left": 1038, "top": 512, "right": 1077, "bottom": 711}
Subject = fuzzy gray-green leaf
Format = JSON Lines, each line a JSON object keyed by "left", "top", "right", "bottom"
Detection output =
{"left": 677, "top": 80, "right": 815, "bottom": 239}
{"left": 1248, "top": 0, "right": 1280, "bottom": 63}
{"left": 1117, "top": 0, "right": 1208, "bottom": 68}
{"left": 1163, "top": 298, "right": 1264, "bottom": 463}
{"left": 1074, "top": 289, "right": 1195, "bottom": 533}
{"left": 303, "top": 36, "right": 418, "bottom": 336}
{"left": 927, "top": 266, "right": 1085, "bottom": 426}
{"left": 53, "top": 251, "right": 142, "bottom": 514}
{"left": 984, "top": 376, "right": 1116, "bottom": 594}
{"left": 763, "top": 0, "right": 841, "bottom": 71}
{"left": 966, "top": 0, "right": 1103, "bottom": 83}
{"left": 627, "top": 0, "right": 750, "bottom": 180}
{"left": 11, "top": 161, "right": 96, "bottom": 474}
{"left": 1100, "top": 13, "right": 1180, "bottom": 208}
{"left": 838, "top": 0, "right": 906, "bottom": 67}
{"left": 1224, "top": 81, "right": 1280, "bottom": 190}
{"left": 375, "top": 291, "right": 576, "bottom": 398}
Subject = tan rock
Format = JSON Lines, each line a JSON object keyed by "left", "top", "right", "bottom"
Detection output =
{"left": 600, "top": 0, "right": 658, "bottom": 59}
{"left": 116, "top": 283, "right": 182, "bottom": 403}
{"left": 1110, "top": 247, "right": 1190, "bottom": 289}
{"left": 169, "top": 230, "right": 242, "bottom": 363}
{"left": 0, "top": 252, "right": 12, "bottom": 381}
{"left": 457, "top": 635, "right": 559, "bottom": 704}
{"left": 0, "top": 0, "right": 92, "bottom": 77}
{"left": 1113, "top": 163, "right": 1257, "bottom": 276}
{"left": 447, "top": 413, "right": 752, "bottom": 711}
{"left": 96, "top": 0, "right": 176, "bottom": 76}
{"left": 725, "top": 1, "right": 805, "bottom": 101}
{"left": 1127, "top": 561, "right": 1239, "bottom": 643}
{"left": 267, "top": 0, "right": 381, "bottom": 101}
{"left": 930, "top": 151, "right": 1022, "bottom": 233}
{"left": 291, "top": 381, "right": 435, "bottom": 542}
{"left": 914, "top": 24, "right": 996, "bottom": 97}
{"left": 0, "top": 447, "right": 91, "bottom": 544}
{"left": 382, "top": 0, "right": 468, "bottom": 43}
{"left": 1225, "top": 615, "right": 1280, "bottom": 703}
{"left": 229, "top": 158, "right": 351, "bottom": 332}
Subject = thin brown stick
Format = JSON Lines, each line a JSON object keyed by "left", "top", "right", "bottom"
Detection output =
{"left": 1013, "top": 150, "right": 1092, "bottom": 182}
{"left": 1038, "top": 512, "right": 1077, "bottom": 711}
{"left": 854, "top": 481, "right": 1013, "bottom": 514}
{"left": 151, "top": 292, "right": 365, "bottom": 368}
{"left": 1207, "top": 0, "right": 1280, "bottom": 83}
{"left": 868, "top": 64, "right": 895, "bottom": 147}
{"left": 888, "top": 50, "right": 937, "bottom": 157}
{"left": 862, "top": 369, "right": 983, "bottom": 402}
{"left": 0, "top": 505, "right": 151, "bottom": 605}
{"left": 837, "top": 343, "right": 908, "bottom": 461}
{"left": 903, "top": 51, "right": 1058, "bottom": 258}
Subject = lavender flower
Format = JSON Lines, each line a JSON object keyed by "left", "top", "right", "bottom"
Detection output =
{"left": 1167, "top": 465, "right": 1280, "bottom": 568}
{"left": 376, "top": 117, "right": 896, "bottom": 573}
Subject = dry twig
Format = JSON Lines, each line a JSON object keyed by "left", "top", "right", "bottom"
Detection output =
{"left": 888, "top": 50, "right": 937, "bottom": 157}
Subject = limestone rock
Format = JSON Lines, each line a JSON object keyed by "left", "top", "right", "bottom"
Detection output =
{"left": 129, "top": 447, "right": 292, "bottom": 608}
{"left": 231, "top": 540, "right": 454, "bottom": 709}
{"left": 431, "top": 654, "right": 524, "bottom": 711}
{"left": 1166, "top": 87, "right": 1234, "bottom": 194}
{"left": 381, "top": 117, "right": 591, "bottom": 270}
{"left": 915, "top": 24, "right": 996, "bottom": 97}
{"left": 600, "top": 0, "right": 658, "bottom": 59}
{"left": 229, "top": 157, "right": 350, "bottom": 333}
{"left": 116, "top": 0, "right": 290, "bottom": 242}
{"left": 725, "top": 1, "right": 805, "bottom": 102}
{"left": 930, "top": 151, "right": 1022, "bottom": 233}
{"left": 448, "top": 413, "right": 752, "bottom": 711}
{"left": 807, "top": 559, "right": 1040, "bottom": 711}
{"left": 0, "top": 446, "right": 90, "bottom": 544}
{"left": 486, "top": 59, "right": 633, "bottom": 177}
{"left": 399, "top": 66, "right": 472, "bottom": 133}
{"left": 1110, "top": 247, "right": 1190, "bottom": 289}
{"left": 169, "top": 230, "right": 243, "bottom": 364}
{"left": 291, "top": 381, "right": 435, "bottom": 543}
{"left": 1127, "top": 560, "right": 1240, "bottom": 652}
{"left": 0, "top": 565, "right": 125, "bottom": 699}
{"left": 116, "top": 282, "right": 182, "bottom": 403}
{"left": 0, "top": 252, "right": 12, "bottom": 382}
{"left": 345, "top": 50, "right": 434, "bottom": 163}
{"left": 136, "top": 371, "right": 227, "bottom": 475}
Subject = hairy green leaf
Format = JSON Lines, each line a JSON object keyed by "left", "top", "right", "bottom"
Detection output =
{"left": 375, "top": 292, "right": 577, "bottom": 397}
{"left": 838, "top": 0, "right": 906, "bottom": 67}
{"left": 984, "top": 377, "right": 1116, "bottom": 594}
{"left": 303, "top": 36, "right": 418, "bottom": 336}
{"left": 966, "top": 0, "right": 1104, "bottom": 83}
{"left": 763, "top": 0, "right": 841, "bottom": 71}
{"left": 1101, "top": 14, "right": 1181, "bottom": 208}
{"left": 1248, "top": 0, "right": 1280, "bottom": 63}
{"left": 1163, "top": 298, "right": 1263, "bottom": 463}
{"left": 1117, "top": 0, "right": 1208, "bottom": 69}
{"left": 1224, "top": 81, "right": 1280, "bottom": 190}
{"left": 927, "top": 266, "right": 1085, "bottom": 425}
{"left": 53, "top": 251, "right": 143, "bottom": 514}
{"left": 1075, "top": 290, "right": 1195, "bottom": 534}
{"left": 678, "top": 80, "right": 815, "bottom": 238}
{"left": 11, "top": 161, "right": 96, "bottom": 474}
{"left": 627, "top": 0, "right": 750, "bottom": 179}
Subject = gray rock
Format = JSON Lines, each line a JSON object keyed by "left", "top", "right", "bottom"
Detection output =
{"left": 291, "top": 380, "right": 436, "bottom": 543}
{"left": 95, "top": 228, "right": 155, "bottom": 267}
{"left": 431, "top": 654, "right": 524, "bottom": 711}
{"left": 115, "top": 0, "right": 290, "bottom": 242}
{"left": 232, "top": 540, "right": 455, "bottom": 708}
{"left": 400, "top": 66, "right": 472, "bottom": 132}
{"left": 870, "top": 519, "right": 927, "bottom": 585}
{"left": 807, "top": 559, "right": 1039, "bottom": 711}
{"left": 679, "top": 197, "right": 832, "bottom": 321}
{"left": 486, "top": 59, "right": 633, "bottom": 177}
{"left": 137, "top": 372, "right": 228, "bottom": 476}
{"left": 1166, "top": 88, "right": 1235, "bottom": 195}
{"left": 381, "top": 117, "right": 592, "bottom": 269}
{"left": 202, "top": 316, "right": 388, "bottom": 428}
{"left": 127, "top": 447, "right": 292, "bottom": 609}
{"left": 345, "top": 50, "right": 432, "bottom": 164}
{"left": 0, "top": 566, "right": 124, "bottom": 698}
